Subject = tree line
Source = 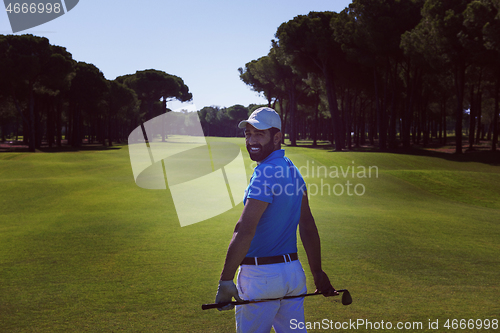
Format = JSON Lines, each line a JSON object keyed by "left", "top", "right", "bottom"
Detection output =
{"left": 1, "top": 0, "right": 500, "bottom": 153}
{"left": 239, "top": 0, "right": 500, "bottom": 153}
{"left": 0, "top": 34, "right": 192, "bottom": 152}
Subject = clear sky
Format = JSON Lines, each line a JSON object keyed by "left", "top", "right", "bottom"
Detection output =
{"left": 1, "top": 0, "right": 352, "bottom": 111}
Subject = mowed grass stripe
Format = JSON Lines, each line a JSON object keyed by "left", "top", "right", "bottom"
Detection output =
{"left": 1, "top": 140, "right": 499, "bottom": 332}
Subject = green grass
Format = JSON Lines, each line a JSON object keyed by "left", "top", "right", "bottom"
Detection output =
{"left": 1, "top": 138, "right": 499, "bottom": 332}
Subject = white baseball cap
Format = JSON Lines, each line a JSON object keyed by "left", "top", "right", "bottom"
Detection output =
{"left": 238, "top": 107, "right": 281, "bottom": 131}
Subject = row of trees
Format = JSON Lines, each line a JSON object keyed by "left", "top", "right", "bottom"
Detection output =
{"left": 239, "top": 0, "right": 500, "bottom": 152}
{"left": 0, "top": 34, "right": 192, "bottom": 151}
{"left": 2, "top": 0, "right": 499, "bottom": 153}
{"left": 198, "top": 104, "right": 258, "bottom": 137}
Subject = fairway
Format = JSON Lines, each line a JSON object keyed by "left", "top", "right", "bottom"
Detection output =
{"left": 1, "top": 138, "right": 499, "bottom": 332}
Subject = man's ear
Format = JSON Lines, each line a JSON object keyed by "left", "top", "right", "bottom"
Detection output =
{"left": 274, "top": 131, "right": 282, "bottom": 147}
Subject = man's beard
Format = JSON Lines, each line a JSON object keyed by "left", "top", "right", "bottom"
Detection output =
{"left": 247, "top": 139, "right": 275, "bottom": 162}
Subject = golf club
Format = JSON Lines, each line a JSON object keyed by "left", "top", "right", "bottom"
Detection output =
{"left": 202, "top": 289, "right": 352, "bottom": 310}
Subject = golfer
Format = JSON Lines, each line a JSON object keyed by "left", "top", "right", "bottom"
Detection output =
{"left": 215, "top": 107, "right": 337, "bottom": 332}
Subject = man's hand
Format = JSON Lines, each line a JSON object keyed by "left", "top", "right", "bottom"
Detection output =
{"left": 313, "top": 271, "right": 338, "bottom": 297}
{"left": 215, "top": 280, "right": 243, "bottom": 311}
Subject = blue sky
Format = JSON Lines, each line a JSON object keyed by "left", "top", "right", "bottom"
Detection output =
{"left": 1, "top": 0, "right": 352, "bottom": 111}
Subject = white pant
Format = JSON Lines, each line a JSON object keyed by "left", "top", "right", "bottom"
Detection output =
{"left": 235, "top": 260, "right": 307, "bottom": 333}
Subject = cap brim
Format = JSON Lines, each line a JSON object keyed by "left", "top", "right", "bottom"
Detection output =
{"left": 238, "top": 120, "right": 271, "bottom": 130}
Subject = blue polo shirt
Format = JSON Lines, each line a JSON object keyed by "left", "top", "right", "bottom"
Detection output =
{"left": 244, "top": 149, "right": 307, "bottom": 258}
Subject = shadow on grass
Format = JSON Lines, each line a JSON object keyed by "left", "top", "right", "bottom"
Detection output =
{"left": 391, "top": 147, "right": 500, "bottom": 166}
{"left": 0, "top": 141, "right": 124, "bottom": 153}
{"left": 285, "top": 138, "right": 500, "bottom": 166}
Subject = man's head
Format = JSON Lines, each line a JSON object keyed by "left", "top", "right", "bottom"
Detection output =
{"left": 243, "top": 124, "right": 282, "bottom": 161}
{"left": 238, "top": 107, "right": 282, "bottom": 162}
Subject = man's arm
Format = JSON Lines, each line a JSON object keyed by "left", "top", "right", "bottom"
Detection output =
{"left": 299, "top": 191, "right": 337, "bottom": 296}
{"left": 220, "top": 198, "right": 268, "bottom": 280}
{"left": 214, "top": 198, "right": 268, "bottom": 310}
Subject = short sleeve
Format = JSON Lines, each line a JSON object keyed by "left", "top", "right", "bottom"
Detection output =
{"left": 246, "top": 167, "right": 276, "bottom": 204}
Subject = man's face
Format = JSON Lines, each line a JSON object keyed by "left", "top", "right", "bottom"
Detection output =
{"left": 245, "top": 124, "right": 275, "bottom": 162}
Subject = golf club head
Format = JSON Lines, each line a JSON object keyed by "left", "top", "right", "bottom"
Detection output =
{"left": 341, "top": 290, "right": 352, "bottom": 305}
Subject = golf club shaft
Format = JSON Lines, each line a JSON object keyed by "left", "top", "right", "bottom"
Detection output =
{"left": 202, "top": 289, "right": 348, "bottom": 310}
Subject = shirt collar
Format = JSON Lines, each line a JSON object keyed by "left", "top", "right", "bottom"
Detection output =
{"left": 257, "top": 149, "right": 285, "bottom": 165}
